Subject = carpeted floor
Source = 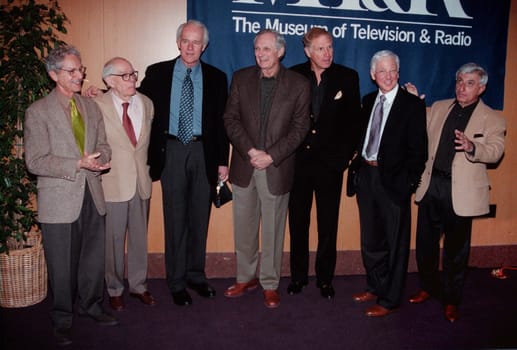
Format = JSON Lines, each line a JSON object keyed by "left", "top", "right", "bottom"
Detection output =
{"left": 1, "top": 268, "right": 516, "bottom": 350}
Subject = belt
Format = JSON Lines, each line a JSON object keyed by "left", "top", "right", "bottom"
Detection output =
{"left": 362, "top": 158, "right": 378, "bottom": 167}
{"left": 432, "top": 168, "right": 451, "bottom": 179}
{"left": 167, "top": 134, "right": 202, "bottom": 142}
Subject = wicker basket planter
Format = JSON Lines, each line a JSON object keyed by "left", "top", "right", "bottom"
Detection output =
{"left": 0, "top": 231, "right": 47, "bottom": 308}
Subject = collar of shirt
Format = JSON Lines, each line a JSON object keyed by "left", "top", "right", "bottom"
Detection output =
{"left": 110, "top": 92, "right": 144, "bottom": 139}
{"left": 377, "top": 84, "right": 398, "bottom": 106}
{"left": 175, "top": 59, "right": 202, "bottom": 82}
{"left": 452, "top": 98, "right": 479, "bottom": 113}
{"left": 56, "top": 90, "right": 78, "bottom": 112}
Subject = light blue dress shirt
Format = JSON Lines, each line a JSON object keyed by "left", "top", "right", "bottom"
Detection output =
{"left": 169, "top": 60, "right": 203, "bottom": 136}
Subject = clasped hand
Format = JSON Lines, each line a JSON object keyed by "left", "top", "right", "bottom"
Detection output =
{"left": 78, "top": 152, "right": 111, "bottom": 172}
{"left": 248, "top": 148, "right": 273, "bottom": 170}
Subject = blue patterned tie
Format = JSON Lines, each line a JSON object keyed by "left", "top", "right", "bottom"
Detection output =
{"left": 178, "top": 68, "right": 194, "bottom": 144}
{"left": 365, "top": 94, "right": 386, "bottom": 158}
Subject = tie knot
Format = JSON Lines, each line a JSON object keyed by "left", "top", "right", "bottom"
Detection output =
{"left": 379, "top": 95, "right": 386, "bottom": 103}
{"left": 186, "top": 68, "right": 192, "bottom": 76}
{"left": 122, "top": 102, "right": 129, "bottom": 110}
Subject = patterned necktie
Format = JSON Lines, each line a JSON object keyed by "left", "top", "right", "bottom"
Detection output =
{"left": 70, "top": 98, "right": 85, "bottom": 154}
{"left": 177, "top": 68, "right": 194, "bottom": 144}
{"left": 365, "top": 94, "right": 386, "bottom": 158}
{"left": 122, "top": 102, "right": 137, "bottom": 146}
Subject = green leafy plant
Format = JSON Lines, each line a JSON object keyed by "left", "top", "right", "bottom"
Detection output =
{"left": 0, "top": 0, "right": 68, "bottom": 253}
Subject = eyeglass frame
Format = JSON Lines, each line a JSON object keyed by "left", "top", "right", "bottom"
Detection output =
{"left": 109, "top": 71, "right": 139, "bottom": 81}
{"left": 58, "top": 66, "right": 87, "bottom": 76}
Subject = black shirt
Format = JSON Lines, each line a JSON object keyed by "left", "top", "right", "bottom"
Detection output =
{"left": 433, "top": 99, "right": 478, "bottom": 174}
{"left": 258, "top": 76, "right": 277, "bottom": 150}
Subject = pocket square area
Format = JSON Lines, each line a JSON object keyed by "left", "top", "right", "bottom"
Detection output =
{"left": 334, "top": 91, "right": 343, "bottom": 100}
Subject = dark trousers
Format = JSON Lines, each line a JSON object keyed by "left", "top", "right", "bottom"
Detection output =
{"left": 161, "top": 139, "right": 211, "bottom": 293}
{"left": 41, "top": 184, "right": 105, "bottom": 329}
{"left": 356, "top": 164, "right": 411, "bottom": 309}
{"left": 416, "top": 174, "right": 472, "bottom": 306}
{"left": 288, "top": 159, "right": 343, "bottom": 285}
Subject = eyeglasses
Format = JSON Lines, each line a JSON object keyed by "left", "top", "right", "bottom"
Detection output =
{"left": 375, "top": 69, "right": 398, "bottom": 77}
{"left": 58, "top": 66, "right": 87, "bottom": 76}
{"left": 110, "top": 71, "right": 139, "bottom": 81}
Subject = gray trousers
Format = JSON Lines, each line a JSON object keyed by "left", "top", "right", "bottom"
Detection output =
{"left": 41, "top": 185, "right": 105, "bottom": 329}
{"left": 104, "top": 194, "right": 150, "bottom": 296}
{"left": 232, "top": 169, "right": 289, "bottom": 290}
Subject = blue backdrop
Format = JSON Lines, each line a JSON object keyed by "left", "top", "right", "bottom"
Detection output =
{"left": 188, "top": 0, "right": 510, "bottom": 109}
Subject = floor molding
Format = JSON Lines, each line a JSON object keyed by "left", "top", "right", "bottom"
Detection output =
{"left": 146, "top": 245, "right": 517, "bottom": 279}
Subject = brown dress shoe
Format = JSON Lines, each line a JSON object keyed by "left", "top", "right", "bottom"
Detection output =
{"left": 224, "top": 278, "right": 259, "bottom": 298}
{"left": 352, "top": 291, "right": 377, "bottom": 303}
{"left": 444, "top": 304, "right": 458, "bottom": 322}
{"left": 130, "top": 291, "right": 156, "bottom": 306}
{"left": 409, "top": 290, "right": 431, "bottom": 304}
{"left": 263, "top": 289, "right": 280, "bottom": 308}
{"left": 365, "top": 304, "right": 396, "bottom": 317}
{"left": 109, "top": 296, "right": 125, "bottom": 311}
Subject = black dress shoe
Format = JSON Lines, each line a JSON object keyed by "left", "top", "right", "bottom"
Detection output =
{"left": 54, "top": 328, "right": 72, "bottom": 347}
{"left": 287, "top": 281, "right": 308, "bottom": 295}
{"left": 172, "top": 289, "right": 193, "bottom": 306}
{"left": 188, "top": 282, "right": 216, "bottom": 298}
{"left": 319, "top": 284, "right": 335, "bottom": 299}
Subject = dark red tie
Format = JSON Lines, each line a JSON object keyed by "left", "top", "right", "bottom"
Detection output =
{"left": 122, "top": 102, "right": 137, "bottom": 146}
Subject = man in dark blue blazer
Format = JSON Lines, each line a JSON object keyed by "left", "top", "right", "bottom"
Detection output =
{"left": 352, "top": 50, "right": 427, "bottom": 317}
{"left": 139, "top": 20, "right": 229, "bottom": 306}
{"left": 287, "top": 28, "right": 362, "bottom": 299}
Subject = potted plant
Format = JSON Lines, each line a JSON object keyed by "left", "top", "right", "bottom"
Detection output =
{"left": 0, "top": 0, "right": 68, "bottom": 307}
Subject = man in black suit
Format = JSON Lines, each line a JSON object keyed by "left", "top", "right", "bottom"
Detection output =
{"left": 352, "top": 50, "right": 427, "bottom": 317}
{"left": 287, "top": 27, "right": 362, "bottom": 299}
{"left": 139, "top": 20, "right": 229, "bottom": 306}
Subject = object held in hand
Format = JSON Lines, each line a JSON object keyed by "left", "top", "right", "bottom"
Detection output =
{"left": 214, "top": 180, "right": 232, "bottom": 208}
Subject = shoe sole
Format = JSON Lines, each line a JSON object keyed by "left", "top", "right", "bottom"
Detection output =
{"left": 264, "top": 302, "right": 280, "bottom": 308}
{"left": 224, "top": 283, "right": 258, "bottom": 298}
{"left": 353, "top": 294, "right": 377, "bottom": 303}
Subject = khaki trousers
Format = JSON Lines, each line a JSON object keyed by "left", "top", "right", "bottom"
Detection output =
{"left": 232, "top": 169, "right": 289, "bottom": 290}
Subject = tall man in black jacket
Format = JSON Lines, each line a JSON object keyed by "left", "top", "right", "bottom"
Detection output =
{"left": 287, "top": 28, "right": 362, "bottom": 299}
{"left": 139, "top": 20, "right": 229, "bottom": 306}
{"left": 352, "top": 50, "right": 427, "bottom": 317}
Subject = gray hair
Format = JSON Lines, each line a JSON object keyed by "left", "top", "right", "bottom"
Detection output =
{"left": 254, "top": 29, "right": 286, "bottom": 52}
{"left": 456, "top": 62, "right": 488, "bottom": 85}
{"left": 176, "top": 20, "right": 209, "bottom": 46}
{"left": 44, "top": 45, "right": 81, "bottom": 73}
{"left": 102, "top": 57, "right": 130, "bottom": 79}
{"left": 370, "top": 50, "right": 400, "bottom": 73}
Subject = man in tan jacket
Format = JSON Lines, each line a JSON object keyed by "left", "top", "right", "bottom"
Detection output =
{"left": 409, "top": 63, "right": 506, "bottom": 323}
{"left": 95, "top": 57, "right": 156, "bottom": 311}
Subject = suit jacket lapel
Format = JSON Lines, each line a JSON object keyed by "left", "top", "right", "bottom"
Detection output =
{"left": 246, "top": 67, "right": 261, "bottom": 126}
{"left": 463, "top": 99, "right": 485, "bottom": 138}
{"left": 48, "top": 90, "right": 83, "bottom": 157}
{"left": 101, "top": 91, "right": 132, "bottom": 145}
{"left": 429, "top": 100, "right": 454, "bottom": 156}
{"left": 138, "top": 92, "right": 153, "bottom": 150}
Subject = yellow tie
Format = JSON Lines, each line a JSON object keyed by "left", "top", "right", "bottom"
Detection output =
{"left": 70, "top": 98, "right": 85, "bottom": 154}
